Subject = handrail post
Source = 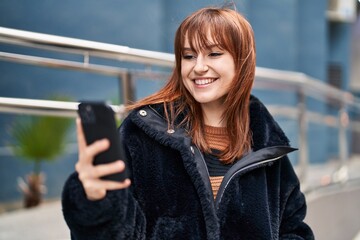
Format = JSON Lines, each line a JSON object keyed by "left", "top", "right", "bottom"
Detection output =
{"left": 333, "top": 106, "right": 349, "bottom": 183}
{"left": 297, "top": 89, "right": 309, "bottom": 185}
{"left": 119, "top": 71, "right": 135, "bottom": 106}
{"left": 339, "top": 107, "right": 349, "bottom": 165}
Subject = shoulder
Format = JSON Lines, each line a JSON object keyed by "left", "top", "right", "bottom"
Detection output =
{"left": 119, "top": 102, "right": 191, "bottom": 152}
{"left": 249, "top": 95, "right": 265, "bottom": 110}
{"left": 249, "top": 95, "right": 277, "bottom": 128}
{"left": 121, "top": 102, "right": 165, "bottom": 126}
{"left": 249, "top": 95, "right": 290, "bottom": 149}
{"left": 119, "top": 102, "right": 169, "bottom": 140}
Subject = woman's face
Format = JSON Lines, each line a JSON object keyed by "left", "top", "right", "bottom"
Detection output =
{"left": 181, "top": 33, "right": 235, "bottom": 109}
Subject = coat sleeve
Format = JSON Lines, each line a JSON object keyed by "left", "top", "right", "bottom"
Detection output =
{"left": 279, "top": 157, "right": 314, "bottom": 240}
{"left": 61, "top": 172, "right": 146, "bottom": 240}
{"left": 61, "top": 120, "right": 146, "bottom": 240}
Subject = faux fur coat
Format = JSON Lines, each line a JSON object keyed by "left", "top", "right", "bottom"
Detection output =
{"left": 62, "top": 96, "right": 314, "bottom": 239}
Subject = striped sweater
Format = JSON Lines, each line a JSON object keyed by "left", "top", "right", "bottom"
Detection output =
{"left": 204, "top": 125, "right": 230, "bottom": 199}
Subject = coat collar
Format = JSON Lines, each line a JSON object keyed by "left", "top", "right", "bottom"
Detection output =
{"left": 129, "top": 95, "right": 290, "bottom": 151}
{"left": 249, "top": 95, "right": 290, "bottom": 150}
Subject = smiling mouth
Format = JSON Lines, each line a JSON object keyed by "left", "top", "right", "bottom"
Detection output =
{"left": 194, "top": 78, "right": 217, "bottom": 85}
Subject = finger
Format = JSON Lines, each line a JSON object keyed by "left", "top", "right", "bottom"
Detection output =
{"left": 76, "top": 118, "right": 87, "bottom": 152}
{"left": 82, "top": 179, "right": 107, "bottom": 201}
{"left": 92, "top": 160, "right": 126, "bottom": 179}
{"left": 97, "top": 178, "right": 131, "bottom": 191}
{"left": 82, "top": 139, "right": 110, "bottom": 163}
{"left": 106, "top": 178, "right": 131, "bottom": 190}
{"left": 77, "top": 160, "right": 124, "bottom": 183}
{"left": 83, "top": 178, "right": 131, "bottom": 200}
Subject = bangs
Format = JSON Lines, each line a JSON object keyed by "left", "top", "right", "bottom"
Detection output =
{"left": 180, "top": 9, "right": 235, "bottom": 53}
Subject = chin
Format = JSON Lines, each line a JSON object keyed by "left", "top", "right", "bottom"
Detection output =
{"left": 193, "top": 98, "right": 209, "bottom": 104}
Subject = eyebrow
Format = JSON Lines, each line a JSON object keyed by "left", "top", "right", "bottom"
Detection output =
{"left": 182, "top": 44, "right": 220, "bottom": 51}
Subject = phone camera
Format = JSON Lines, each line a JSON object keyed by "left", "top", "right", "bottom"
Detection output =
{"left": 80, "top": 104, "right": 96, "bottom": 123}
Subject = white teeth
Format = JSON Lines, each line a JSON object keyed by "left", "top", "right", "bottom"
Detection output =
{"left": 194, "top": 78, "right": 215, "bottom": 85}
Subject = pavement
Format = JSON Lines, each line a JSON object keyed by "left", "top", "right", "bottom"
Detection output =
{"left": 305, "top": 183, "right": 360, "bottom": 240}
{"left": 0, "top": 200, "right": 69, "bottom": 240}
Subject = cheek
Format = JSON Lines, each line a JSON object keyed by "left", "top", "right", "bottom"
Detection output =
{"left": 181, "top": 60, "right": 194, "bottom": 76}
{"left": 181, "top": 77, "right": 191, "bottom": 93}
{"left": 180, "top": 62, "right": 187, "bottom": 78}
{"left": 227, "top": 64, "right": 236, "bottom": 84}
{"left": 180, "top": 64, "right": 191, "bottom": 86}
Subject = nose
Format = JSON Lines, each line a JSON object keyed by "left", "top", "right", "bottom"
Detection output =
{"left": 193, "top": 56, "right": 209, "bottom": 73}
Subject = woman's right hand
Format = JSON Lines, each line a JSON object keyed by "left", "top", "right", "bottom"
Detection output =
{"left": 75, "top": 118, "right": 131, "bottom": 201}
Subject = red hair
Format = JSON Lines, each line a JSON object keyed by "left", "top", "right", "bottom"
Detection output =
{"left": 128, "top": 7, "right": 256, "bottom": 163}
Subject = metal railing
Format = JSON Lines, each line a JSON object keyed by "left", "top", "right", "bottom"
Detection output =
{"left": 1, "top": 26, "right": 360, "bottom": 191}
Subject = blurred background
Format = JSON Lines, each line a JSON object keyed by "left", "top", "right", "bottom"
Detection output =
{"left": 0, "top": 0, "right": 359, "bottom": 239}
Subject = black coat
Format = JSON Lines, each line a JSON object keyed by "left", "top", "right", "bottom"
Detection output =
{"left": 62, "top": 96, "right": 314, "bottom": 239}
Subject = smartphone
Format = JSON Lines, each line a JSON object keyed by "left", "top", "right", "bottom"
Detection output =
{"left": 78, "top": 101, "right": 128, "bottom": 182}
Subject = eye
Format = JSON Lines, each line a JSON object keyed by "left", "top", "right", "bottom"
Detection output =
{"left": 209, "top": 52, "right": 223, "bottom": 57}
{"left": 182, "top": 54, "right": 196, "bottom": 60}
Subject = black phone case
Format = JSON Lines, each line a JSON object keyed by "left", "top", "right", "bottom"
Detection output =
{"left": 78, "top": 102, "right": 128, "bottom": 182}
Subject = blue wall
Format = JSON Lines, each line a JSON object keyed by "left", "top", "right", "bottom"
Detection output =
{"left": 0, "top": 0, "right": 353, "bottom": 203}
{"left": 0, "top": 0, "right": 165, "bottom": 50}
{"left": 297, "top": 0, "right": 329, "bottom": 163}
{"left": 248, "top": 0, "right": 299, "bottom": 71}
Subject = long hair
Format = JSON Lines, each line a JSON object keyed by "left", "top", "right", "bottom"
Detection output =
{"left": 128, "top": 7, "right": 256, "bottom": 163}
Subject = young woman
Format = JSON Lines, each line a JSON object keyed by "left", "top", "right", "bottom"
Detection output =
{"left": 62, "top": 7, "right": 314, "bottom": 240}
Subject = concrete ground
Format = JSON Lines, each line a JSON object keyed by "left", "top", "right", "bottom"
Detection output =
{"left": 305, "top": 183, "right": 360, "bottom": 240}
{"left": 0, "top": 200, "right": 69, "bottom": 240}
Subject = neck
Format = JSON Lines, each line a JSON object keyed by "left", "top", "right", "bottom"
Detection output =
{"left": 201, "top": 102, "right": 225, "bottom": 127}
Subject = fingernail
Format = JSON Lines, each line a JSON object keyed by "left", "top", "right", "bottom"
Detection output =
{"left": 117, "top": 160, "right": 124, "bottom": 168}
{"left": 100, "top": 139, "right": 109, "bottom": 145}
